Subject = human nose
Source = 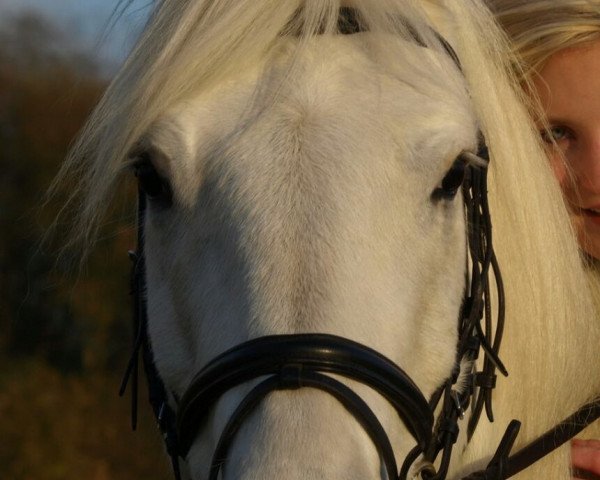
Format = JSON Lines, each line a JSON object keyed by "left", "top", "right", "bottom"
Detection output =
{"left": 573, "top": 135, "right": 600, "bottom": 195}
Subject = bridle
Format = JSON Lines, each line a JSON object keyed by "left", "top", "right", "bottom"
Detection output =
{"left": 119, "top": 142, "right": 600, "bottom": 480}
{"left": 118, "top": 14, "right": 600, "bottom": 480}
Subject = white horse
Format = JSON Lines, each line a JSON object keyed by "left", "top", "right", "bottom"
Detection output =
{"left": 57, "top": 0, "right": 600, "bottom": 478}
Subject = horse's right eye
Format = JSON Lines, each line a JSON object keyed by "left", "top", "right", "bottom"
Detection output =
{"left": 133, "top": 158, "right": 172, "bottom": 206}
{"left": 432, "top": 156, "right": 467, "bottom": 201}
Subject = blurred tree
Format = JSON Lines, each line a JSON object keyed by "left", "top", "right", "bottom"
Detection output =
{"left": 0, "top": 10, "right": 165, "bottom": 479}
{"left": 0, "top": 10, "right": 128, "bottom": 370}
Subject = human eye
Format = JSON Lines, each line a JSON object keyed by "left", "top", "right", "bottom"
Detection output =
{"left": 540, "top": 125, "right": 573, "bottom": 145}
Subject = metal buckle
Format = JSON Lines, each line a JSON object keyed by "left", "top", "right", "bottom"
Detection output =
{"left": 413, "top": 460, "right": 437, "bottom": 479}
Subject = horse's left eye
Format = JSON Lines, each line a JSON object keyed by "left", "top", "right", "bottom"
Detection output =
{"left": 432, "top": 156, "right": 467, "bottom": 201}
{"left": 133, "top": 158, "right": 172, "bottom": 206}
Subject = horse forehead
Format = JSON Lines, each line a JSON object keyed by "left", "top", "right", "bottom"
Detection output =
{"left": 170, "top": 34, "right": 473, "bottom": 149}
{"left": 156, "top": 34, "right": 476, "bottom": 207}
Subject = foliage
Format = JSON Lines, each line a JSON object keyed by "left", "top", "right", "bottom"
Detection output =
{"left": 0, "top": 11, "right": 166, "bottom": 478}
{"left": 0, "top": 358, "right": 170, "bottom": 480}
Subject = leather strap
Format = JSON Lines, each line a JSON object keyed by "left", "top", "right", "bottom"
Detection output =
{"left": 208, "top": 371, "right": 400, "bottom": 480}
{"left": 177, "top": 333, "right": 433, "bottom": 456}
{"left": 463, "top": 401, "right": 600, "bottom": 479}
{"left": 504, "top": 401, "right": 600, "bottom": 479}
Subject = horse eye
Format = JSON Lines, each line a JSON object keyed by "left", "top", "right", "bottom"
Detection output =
{"left": 133, "top": 158, "right": 172, "bottom": 206}
{"left": 432, "top": 156, "right": 467, "bottom": 201}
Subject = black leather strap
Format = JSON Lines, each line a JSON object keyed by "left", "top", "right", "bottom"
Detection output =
{"left": 504, "top": 401, "right": 600, "bottom": 479}
{"left": 120, "top": 190, "right": 182, "bottom": 480}
{"left": 177, "top": 333, "right": 433, "bottom": 457}
{"left": 208, "top": 371, "right": 401, "bottom": 480}
{"left": 463, "top": 401, "right": 600, "bottom": 479}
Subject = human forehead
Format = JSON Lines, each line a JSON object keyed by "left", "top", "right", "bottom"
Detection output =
{"left": 534, "top": 38, "right": 600, "bottom": 126}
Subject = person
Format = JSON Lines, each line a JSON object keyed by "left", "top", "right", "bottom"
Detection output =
{"left": 489, "top": 0, "right": 600, "bottom": 261}
{"left": 486, "top": 0, "right": 600, "bottom": 477}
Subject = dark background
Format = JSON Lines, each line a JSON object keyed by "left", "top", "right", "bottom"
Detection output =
{"left": 0, "top": 5, "right": 171, "bottom": 479}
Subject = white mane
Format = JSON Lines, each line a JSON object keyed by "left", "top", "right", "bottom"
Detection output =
{"left": 58, "top": 1, "right": 599, "bottom": 478}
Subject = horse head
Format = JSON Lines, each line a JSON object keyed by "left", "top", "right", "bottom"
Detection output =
{"left": 61, "top": 2, "right": 600, "bottom": 479}
{"left": 131, "top": 29, "right": 479, "bottom": 478}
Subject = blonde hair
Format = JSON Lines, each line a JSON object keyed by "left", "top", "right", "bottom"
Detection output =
{"left": 54, "top": 2, "right": 600, "bottom": 476}
{"left": 486, "top": 0, "right": 600, "bottom": 81}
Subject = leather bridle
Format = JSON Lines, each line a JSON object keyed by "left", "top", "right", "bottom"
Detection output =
{"left": 180, "top": 334, "right": 432, "bottom": 480}
{"left": 120, "top": 141, "right": 600, "bottom": 480}
{"left": 118, "top": 13, "right": 600, "bottom": 480}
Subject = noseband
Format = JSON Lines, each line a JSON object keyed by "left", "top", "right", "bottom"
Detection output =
{"left": 179, "top": 334, "right": 432, "bottom": 480}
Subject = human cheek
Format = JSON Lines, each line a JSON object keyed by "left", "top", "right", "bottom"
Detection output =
{"left": 548, "top": 150, "right": 570, "bottom": 189}
{"left": 576, "top": 140, "right": 600, "bottom": 193}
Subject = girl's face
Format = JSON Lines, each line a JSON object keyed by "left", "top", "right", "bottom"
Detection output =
{"left": 533, "top": 38, "right": 600, "bottom": 259}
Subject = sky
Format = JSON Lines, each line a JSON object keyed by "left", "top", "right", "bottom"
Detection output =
{"left": 0, "top": 0, "right": 152, "bottom": 70}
